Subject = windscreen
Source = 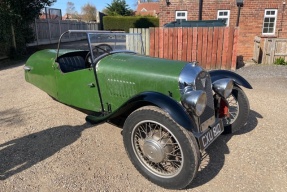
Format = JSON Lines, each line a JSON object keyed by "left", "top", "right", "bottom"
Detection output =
{"left": 58, "top": 32, "right": 89, "bottom": 51}
{"left": 88, "top": 32, "right": 144, "bottom": 58}
{"left": 57, "top": 31, "right": 144, "bottom": 60}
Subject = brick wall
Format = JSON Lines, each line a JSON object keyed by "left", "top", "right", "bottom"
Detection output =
{"left": 159, "top": 0, "right": 287, "bottom": 62}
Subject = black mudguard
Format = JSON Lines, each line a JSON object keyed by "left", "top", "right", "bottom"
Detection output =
{"left": 86, "top": 92, "right": 198, "bottom": 133}
{"left": 209, "top": 70, "right": 253, "bottom": 89}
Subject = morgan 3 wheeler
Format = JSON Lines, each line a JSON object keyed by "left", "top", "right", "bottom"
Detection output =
{"left": 24, "top": 30, "right": 252, "bottom": 189}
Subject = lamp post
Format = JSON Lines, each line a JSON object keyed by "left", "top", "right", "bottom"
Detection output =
{"left": 236, "top": 0, "right": 244, "bottom": 26}
{"left": 236, "top": 0, "right": 244, "bottom": 6}
{"left": 199, "top": 0, "right": 203, "bottom": 20}
{"left": 166, "top": 0, "right": 170, "bottom": 6}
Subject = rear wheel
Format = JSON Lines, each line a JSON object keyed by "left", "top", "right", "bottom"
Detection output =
{"left": 221, "top": 85, "right": 250, "bottom": 134}
{"left": 123, "top": 106, "right": 200, "bottom": 189}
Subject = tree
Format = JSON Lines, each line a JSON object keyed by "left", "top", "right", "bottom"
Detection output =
{"left": 0, "top": 0, "right": 56, "bottom": 22}
{"left": 81, "top": 3, "right": 97, "bottom": 22}
{"left": 105, "top": 0, "right": 133, "bottom": 16}
{"left": 133, "top": 0, "right": 159, "bottom": 7}
{"left": 66, "top": 1, "right": 76, "bottom": 15}
{"left": 0, "top": 0, "right": 56, "bottom": 57}
{"left": 66, "top": 1, "right": 78, "bottom": 19}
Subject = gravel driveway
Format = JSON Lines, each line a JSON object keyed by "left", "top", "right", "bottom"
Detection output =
{"left": 0, "top": 62, "right": 287, "bottom": 192}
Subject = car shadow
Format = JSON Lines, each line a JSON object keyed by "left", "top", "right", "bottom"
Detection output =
{"left": 0, "top": 122, "right": 96, "bottom": 180}
{"left": 188, "top": 110, "right": 263, "bottom": 189}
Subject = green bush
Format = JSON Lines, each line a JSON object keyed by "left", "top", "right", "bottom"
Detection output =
{"left": 103, "top": 16, "right": 159, "bottom": 32}
{"left": 274, "top": 57, "right": 287, "bottom": 65}
{"left": 0, "top": 17, "right": 30, "bottom": 58}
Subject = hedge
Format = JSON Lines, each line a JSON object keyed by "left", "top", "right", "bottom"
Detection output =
{"left": 103, "top": 16, "right": 159, "bottom": 32}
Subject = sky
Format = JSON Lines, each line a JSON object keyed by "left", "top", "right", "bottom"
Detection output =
{"left": 50, "top": 0, "right": 136, "bottom": 15}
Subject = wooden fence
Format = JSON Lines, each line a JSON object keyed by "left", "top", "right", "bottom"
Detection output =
{"left": 27, "top": 19, "right": 100, "bottom": 46}
{"left": 262, "top": 38, "right": 287, "bottom": 64}
{"left": 149, "top": 27, "right": 238, "bottom": 70}
{"left": 129, "top": 28, "right": 150, "bottom": 55}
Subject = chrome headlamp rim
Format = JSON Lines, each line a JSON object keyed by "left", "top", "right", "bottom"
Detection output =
{"left": 212, "top": 78, "right": 234, "bottom": 98}
{"left": 180, "top": 86, "right": 207, "bottom": 116}
{"left": 178, "top": 63, "right": 204, "bottom": 95}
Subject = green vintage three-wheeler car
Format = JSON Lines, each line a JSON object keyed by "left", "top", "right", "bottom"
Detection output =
{"left": 24, "top": 30, "right": 252, "bottom": 189}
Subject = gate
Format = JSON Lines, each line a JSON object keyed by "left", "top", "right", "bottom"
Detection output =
{"left": 262, "top": 38, "right": 287, "bottom": 64}
{"left": 252, "top": 36, "right": 261, "bottom": 63}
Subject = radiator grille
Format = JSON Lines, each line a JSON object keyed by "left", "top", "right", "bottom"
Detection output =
{"left": 195, "top": 73, "right": 215, "bottom": 130}
{"left": 178, "top": 63, "right": 215, "bottom": 132}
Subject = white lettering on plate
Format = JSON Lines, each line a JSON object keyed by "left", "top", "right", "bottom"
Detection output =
{"left": 213, "top": 123, "right": 221, "bottom": 137}
{"left": 202, "top": 123, "right": 222, "bottom": 148}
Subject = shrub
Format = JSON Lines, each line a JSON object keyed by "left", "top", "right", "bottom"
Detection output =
{"left": 274, "top": 57, "right": 287, "bottom": 65}
{"left": 103, "top": 16, "right": 159, "bottom": 32}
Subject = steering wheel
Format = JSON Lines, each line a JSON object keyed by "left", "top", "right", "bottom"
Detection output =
{"left": 94, "top": 44, "right": 113, "bottom": 55}
{"left": 85, "top": 44, "right": 113, "bottom": 67}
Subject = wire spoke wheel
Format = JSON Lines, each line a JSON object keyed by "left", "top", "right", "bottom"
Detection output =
{"left": 223, "top": 93, "right": 239, "bottom": 126}
{"left": 123, "top": 107, "right": 200, "bottom": 189}
{"left": 222, "top": 85, "right": 250, "bottom": 134}
{"left": 132, "top": 120, "right": 183, "bottom": 178}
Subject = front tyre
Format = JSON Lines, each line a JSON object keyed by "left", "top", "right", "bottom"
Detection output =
{"left": 222, "top": 85, "right": 250, "bottom": 134}
{"left": 123, "top": 106, "right": 200, "bottom": 189}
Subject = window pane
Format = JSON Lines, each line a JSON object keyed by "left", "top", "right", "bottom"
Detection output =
{"left": 264, "top": 18, "right": 270, "bottom": 22}
{"left": 267, "top": 28, "right": 271, "bottom": 33}
{"left": 263, "top": 10, "right": 277, "bottom": 34}
{"left": 176, "top": 11, "right": 187, "bottom": 21}
{"left": 217, "top": 10, "right": 230, "bottom": 26}
{"left": 268, "top": 28, "right": 274, "bottom": 33}
{"left": 177, "top": 12, "right": 187, "bottom": 17}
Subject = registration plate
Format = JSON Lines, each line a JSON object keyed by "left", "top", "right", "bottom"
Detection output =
{"left": 198, "top": 120, "right": 224, "bottom": 150}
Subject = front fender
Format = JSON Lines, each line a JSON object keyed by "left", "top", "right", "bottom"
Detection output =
{"left": 209, "top": 70, "right": 253, "bottom": 89}
{"left": 86, "top": 92, "right": 198, "bottom": 133}
{"left": 130, "top": 92, "right": 198, "bottom": 132}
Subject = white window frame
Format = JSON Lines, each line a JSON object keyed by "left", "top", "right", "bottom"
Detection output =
{"left": 175, "top": 11, "right": 187, "bottom": 21}
{"left": 217, "top": 10, "right": 230, "bottom": 26}
{"left": 262, "top": 9, "right": 278, "bottom": 35}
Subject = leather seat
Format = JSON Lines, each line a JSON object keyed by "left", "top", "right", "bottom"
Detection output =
{"left": 58, "top": 56, "right": 86, "bottom": 73}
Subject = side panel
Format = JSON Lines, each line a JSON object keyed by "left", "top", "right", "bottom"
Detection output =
{"left": 25, "top": 50, "right": 58, "bottom": 98}
{"left": 55, "top": 67, "right": 101, "bottom": 112}
{"left": 97, "top": 53, "right": 187, "bottom": 112}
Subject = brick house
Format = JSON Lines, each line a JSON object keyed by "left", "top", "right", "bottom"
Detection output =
{"left": 159, "top": 0, "right": 287, "bottom": 62}
{"left": 136, "top": 1, "right": 160, "bottom": 17}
